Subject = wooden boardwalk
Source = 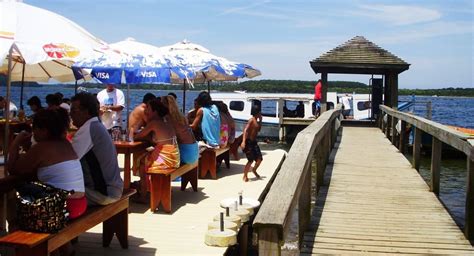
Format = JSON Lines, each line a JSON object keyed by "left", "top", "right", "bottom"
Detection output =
{"left": 301, "top": 126, "right": 474, "bottom": 255}
{"left": 75, "top": 149, "right": 286, "bottom": 256}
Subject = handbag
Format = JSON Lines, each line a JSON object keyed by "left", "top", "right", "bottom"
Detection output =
{"left": 16, "top": 181, "right": 70, "bottom": 233}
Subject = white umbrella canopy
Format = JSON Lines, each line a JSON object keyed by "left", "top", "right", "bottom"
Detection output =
{"left": 160, "top": 39, "right": 261, "bottom": 84}
{"left": 0, "top": 0, "right": 108, "bottom": 83}
{"left": 110, "top": 37, "right": 165, "bottom": 57}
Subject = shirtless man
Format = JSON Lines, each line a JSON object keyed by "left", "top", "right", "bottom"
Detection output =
{"left": 128, "top": 93, "right": 156, "bottom": 139}
{"left": 241, "top": 104, "right": 263, "bottom": 182}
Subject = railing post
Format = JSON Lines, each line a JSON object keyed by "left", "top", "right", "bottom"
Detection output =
{"left": 399, "top": 120, "right": 407, "bottom": 153}
{"left": 316, "top": 144, "right": 324, "bottom": 192}
{"left": 258, "top": 227, "right": 281, "bottom": 256}
{"left": 413, "top": 127, "right": 422, "bottom": 171}
{"left": 298, "top": 165, "right": 311, "bottom": 247}
{"left": 385, "top": 115, "right": 391, "bottom": 139}
{"left": 465, "top": 155, "right": 474, "bottom": 240}
{"left": 381, "top": 111, "right": 385, "bottom": 133}
{"left": 430, "top": 137, "right": 441, "bottom": 196}
{"left": 391, "top": 117, "right": 398, "bottom": 146}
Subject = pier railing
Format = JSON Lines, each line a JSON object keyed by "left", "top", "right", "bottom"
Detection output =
{"left": 253, "top": 105, "right": 342, "bottom": 255}
{"left": 379, "top": 105, "right": 474, "bottom": 240}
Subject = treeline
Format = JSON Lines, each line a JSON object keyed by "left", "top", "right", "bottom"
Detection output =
{"left": 4, "top": 77, "right": 473, "bottom": 97}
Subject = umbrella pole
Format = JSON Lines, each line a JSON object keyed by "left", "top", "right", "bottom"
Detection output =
{"left": 20, "top": 63, "right": 25, "bottom": 109}
{"left": 1, "top": 46, "right": 14, "bottom": 232}
{"left": 127, "top": 83, "right": 130, "bottom": 131}
{"left": 74, "top": 80, "right": 78, "bottom": 95}
{"left": 182, "top": 80, "right": 186, "bottom": 114}
{"left": 207, "top": 80, "right": 210, "bottom": 93}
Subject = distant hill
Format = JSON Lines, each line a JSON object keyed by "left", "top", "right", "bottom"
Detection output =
{"left": 0, "top": 75, "right": 41, "bottom": 87}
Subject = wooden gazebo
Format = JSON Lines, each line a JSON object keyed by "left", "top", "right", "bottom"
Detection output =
{"left": 310, "top": 36, "right": 410, "bottom": 113}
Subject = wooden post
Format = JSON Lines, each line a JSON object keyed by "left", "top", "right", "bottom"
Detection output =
{"left": 385, "top": 115, "right": 391, "bottom": 139}
{"left": 321, "top": 72, "right": 328, "bottom": 113}
{"left": 430, "top": 137, "right": 441, "bottom": 196}
{"left": 298, "top": 166, "right": 311, "bottom": 246}
{"left": 278, "top": 99, "right": 284, "bottom": 143}
{"left": 391, "top": 117, "right": 398, "bottom": 146}
{"left": 380, "top": 110, "right": 385, "bottom": 132}
{"left": 413, "top": 127, "right": 422, "bottom": 171}
{"left": 399, "top": 121, "right": 407, "bottom": 153}
{"left": 465, "top": 155, "right": 474, "bottom": 240}
{"left": 258, "top": 227, "right": 281, "bottom": 256}
{"left": 316, "top": 144, "right": 324, "bottom": 192}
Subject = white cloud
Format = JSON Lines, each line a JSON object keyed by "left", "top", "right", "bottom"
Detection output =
{"left": 219, "top": 0, "right": 271, "bottom": 16}
{"left": 355, "top": 4, "right": 442, "bottom": 26}
{"left": 375, "top": 21, "right": 474, "bottom": 44}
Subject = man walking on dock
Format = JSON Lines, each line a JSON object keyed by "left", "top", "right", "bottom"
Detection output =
{"left": 241, "top": 104, "right": 263, "bottom": 182}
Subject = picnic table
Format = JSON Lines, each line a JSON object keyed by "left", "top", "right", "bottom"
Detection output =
{"left": 114, "top": 141, "right": 147, "bottom": 189}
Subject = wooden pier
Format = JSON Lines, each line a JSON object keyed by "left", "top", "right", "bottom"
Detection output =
{"left": 74, "top": 149, "right": 286, "bottom": 256}
{"left": 253, "top": 105, "right": 474, "bottom": 255}
{"left": 302, "top": 126, "right": 473, "bottom": 254}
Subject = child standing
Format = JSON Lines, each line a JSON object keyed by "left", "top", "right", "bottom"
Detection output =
{"left": 241, "top": 105, "right": 263, "bottom": 182}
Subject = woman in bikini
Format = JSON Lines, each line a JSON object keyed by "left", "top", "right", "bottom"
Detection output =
{"left": 133, "top": 99, "right": 180, "bottom": 202}
{"left": 161, "top": 95, "right": 198, "bottom": 165}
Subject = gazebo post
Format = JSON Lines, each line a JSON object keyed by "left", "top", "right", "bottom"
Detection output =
{"left": 321, "top": 72, "right": 328, "bottom": 113}
{"left": 384, "top": 74, "right": 391, "bottom": 107}
{"left": 387, "top": 71, "right": 398, "bottom": 108}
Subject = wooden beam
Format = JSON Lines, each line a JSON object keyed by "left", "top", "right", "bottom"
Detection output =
{"left": 430, "top": 137, "right": 442, "bottom": 196}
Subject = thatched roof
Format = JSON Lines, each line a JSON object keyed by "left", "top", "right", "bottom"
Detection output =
{"left": 310, "top": 36, "right": 410, "bottom": 75}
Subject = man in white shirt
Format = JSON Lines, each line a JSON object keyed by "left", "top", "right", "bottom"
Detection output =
{"left": 341, "top": 94, "right": 352, "bottom": 118}
{"left": 96, "top": 84, "right": 125, "bottom": 129}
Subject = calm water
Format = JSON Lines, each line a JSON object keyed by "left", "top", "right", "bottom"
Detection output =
{"left": 1, "top": 86, "right": 473, "bottom": 227}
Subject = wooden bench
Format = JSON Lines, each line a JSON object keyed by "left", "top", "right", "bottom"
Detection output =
{"left": 199, "top": 146, "right": 230, "bottom": 179}
{"left": 147, "top": 161, "right": 198, "bottom": 213}
{"left": 0, "top": 189, "right": 136, "bottom": 256}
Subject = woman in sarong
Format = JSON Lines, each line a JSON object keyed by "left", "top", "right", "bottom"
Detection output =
{"left": 133, "top": 99, "right": 180, "bottom": 202}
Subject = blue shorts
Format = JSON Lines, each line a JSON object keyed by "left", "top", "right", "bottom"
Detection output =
{"left": 179, "top": 142, "right": 199, "bottom": 164}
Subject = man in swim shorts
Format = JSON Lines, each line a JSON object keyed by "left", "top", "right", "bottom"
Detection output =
{"left": 241, "top": 104, "right": 263, "bottom": 182}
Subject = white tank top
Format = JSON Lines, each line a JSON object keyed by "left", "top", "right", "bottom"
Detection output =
{"left": 37, "top": 160, "right": 85, "bottom": 192}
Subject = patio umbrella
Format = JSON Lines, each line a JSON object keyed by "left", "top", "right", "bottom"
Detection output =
{"left": 161, "top": 40, "right": 261, "bottom": 110}
{"left": 0, "top": 1, "right": 108, "bottom": 108}
{"left": 72, "top": 42, "right": 172, "bottom": 128}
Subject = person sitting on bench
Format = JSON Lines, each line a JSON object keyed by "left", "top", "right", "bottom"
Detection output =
{"left": 190, "top": 91, "right": 221, "bottom": 148}
{"left": 133, "top": 99, "right": 180, "bottom": 202}
{"left": 70, "top": 93, "right": 124, "bottom": 206}
{"left": 162, "top": 95, "right": 198, "bottom": 165}
{"left": 8, "top": 108, "right": 87, "bottom": 219}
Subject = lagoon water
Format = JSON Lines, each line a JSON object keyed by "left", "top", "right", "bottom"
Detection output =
{"left": 1, "top": 86, "right": 473, "bottom": 227}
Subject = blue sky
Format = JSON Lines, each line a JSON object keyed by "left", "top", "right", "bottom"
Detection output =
{"left": 28, "top": 0, "right": 473, "bottom": 89}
